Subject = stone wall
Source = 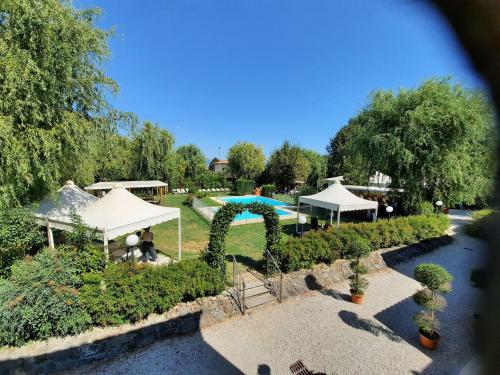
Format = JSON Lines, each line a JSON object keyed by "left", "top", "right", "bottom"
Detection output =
{"left": 0, "top": 291, "right": 240, "bottom": 375}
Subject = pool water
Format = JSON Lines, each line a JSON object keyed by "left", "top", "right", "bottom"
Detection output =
{"left": 214, "top": 195, "right": 291, "bottom": 222}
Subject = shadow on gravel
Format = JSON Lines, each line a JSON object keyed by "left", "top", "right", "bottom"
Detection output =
{"left": 338, "top": 310, "right": 403, "bottom": 342}
{"left": 304, "top": 275, "right": 350, "bottom": 301}
{"left": 0, "top": 311, "right": 247, "bottom": 375}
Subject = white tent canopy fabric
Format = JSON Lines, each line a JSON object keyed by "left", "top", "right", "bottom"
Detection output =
{"left": 78, "top": 186, "right": 181, "bottom": 259}
{"left": 85, "top": 180, "right": 168, "bottom": 191}
{"left": 297, "top": 181, "right": 379, "bottom": 229}
{"left": 35, "top": 181, "right": 98, "bottom": 247}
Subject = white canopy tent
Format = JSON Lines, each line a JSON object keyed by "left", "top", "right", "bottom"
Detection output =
{"left": 78, "top": 185, "right": 181, "bottom": 260}
{"left": 35, "top": 181, "right": 98, "bottom": 248}
{"left": 297, "top": 180, "right": 379, "bottom": 230}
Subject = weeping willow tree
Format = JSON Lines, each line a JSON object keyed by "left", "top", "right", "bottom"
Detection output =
{"left": 0, "top": 0, "right": 125, "bottom": 207}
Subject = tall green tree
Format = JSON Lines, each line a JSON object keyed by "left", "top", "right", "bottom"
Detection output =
{"left": 227, "top": 142, "right": 265, "bottom": 180}
{"left": 348, "top": 78, "right": 496, "bottom": 212}
{"left": 302, "top": 149, "right": 328, "bottom": 187}
{"left": 176, "top": 144, "right": 206, "bottom": 186}
{"left": 131, "top": 122, "right": 176, "bottom": 184}
{"left": 326, "top": 121, "right": 371, "bottom": 184}
{"left": 0, "top": 0, "right": 119, "bottom": 206}
{"left": 267, "top": 141, "right": 310, "bottom": 189}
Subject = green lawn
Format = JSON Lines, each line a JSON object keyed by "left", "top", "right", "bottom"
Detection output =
{"left": 151, "top": 194, "right": 296, "bottom": 274}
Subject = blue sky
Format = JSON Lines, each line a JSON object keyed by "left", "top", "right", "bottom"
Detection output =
{"left": 77, "top": 0, "right": 481, "bottom": 159}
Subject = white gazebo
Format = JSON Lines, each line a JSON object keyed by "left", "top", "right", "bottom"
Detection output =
{"left": 78, "top": 185, "right": 181, "bottom": 260}
{"left": 297, "top": 180, "right": 379, "bottom": 230}
{"left": 35, "top": 180, "right": 98, "bottom": 248}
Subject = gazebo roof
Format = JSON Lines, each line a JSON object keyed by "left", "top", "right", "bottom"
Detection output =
{"left": 35, "top": 181, "right": 98, "bottom": 229}
{"left": 78, "top": 185, "right": 179, "bottom": 240}
{"left": 298, "top": 181, "right": 378, "bottom": 212}
{"left": 85, "top": 180, "right": 168, "bottom": 191}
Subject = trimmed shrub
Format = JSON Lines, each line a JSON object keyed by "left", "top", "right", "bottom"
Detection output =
{"left": 0, "top": 207, "right": 45, "bottom": 277}
{"left": 464, "top": 210, "right": 499, "bottom": 239}
{"left": 276, "top": 214, "right": 450, "bottom": 272}
{"left": 234, "top": 179, "right": 254, "bottom": 195}
{"left": 342, "top": 233, "right": 371, "bottom": 295}
{"left": 79, "top": 259, "right": 224, "bottom": 326}
{"left": 418, "top": 201, "right": 435, "bottom": 215}
{"left": 0, "top": 248, "right": 92, "bottom": 346}
{"left": 261, "top": 184, "right": 276, "bottom": 198}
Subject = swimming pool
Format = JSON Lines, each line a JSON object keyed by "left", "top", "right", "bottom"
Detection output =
{"left": 213, "top": 195, "right": 292, "bottom": 223}
{"left": 221, "top": 196, "right": 290, "bottom": 207}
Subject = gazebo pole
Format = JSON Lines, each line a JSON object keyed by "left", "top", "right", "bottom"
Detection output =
{"left": 46, "top": 222, "right": 55, "bottom": 249}
{"left": 178, "top": 215, "right": 182, "bottom": 261}
{"left": 336, "top": 209, "right": 341, "bottom": 228}
{"left": 296, "top": 201, "right": 301, "bottom": 233}
{"left": 103, "top": 229, "right": 109, "bottom": 260}
{"left": 330, "top": 209, "right": 334, "bottom": 225}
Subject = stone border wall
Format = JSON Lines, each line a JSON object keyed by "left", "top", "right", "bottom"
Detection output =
{"left": 0, "top": 235, "right": 452, "bottom": 374}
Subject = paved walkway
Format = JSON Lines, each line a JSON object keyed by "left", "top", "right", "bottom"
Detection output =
{"left": 75, "top": 210, "right": 485, "bottom": 375}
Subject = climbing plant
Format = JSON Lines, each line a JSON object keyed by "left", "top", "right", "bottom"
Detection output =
{"left": 205, "top": 203, "right": 281, "bottom": 279}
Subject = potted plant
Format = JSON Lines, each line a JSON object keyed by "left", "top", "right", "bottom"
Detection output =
{"left": 342, "top": 232, "right": 372, "bottom": 304}
{"left": 413, "top": 263, "right": 453, "bottom": 350}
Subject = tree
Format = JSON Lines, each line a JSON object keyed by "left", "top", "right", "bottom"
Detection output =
{"left": 208, "top": 157, "right": 219, "bottom": 171}
{"left": 326, "top": 121, "right": 372, "bottom": 184}
{"left": 345, "top": 78, "right": 496, "bottom": 212}
{"left": 0, "top": 0, "right": 120, "bottom": 206}
{"left": 176, "top": 144, "right": 206, "bottom": 186}
{"left": 302, "top": 149, "right": 328, "bottom": 187}
{"left": 267, "top": 141, "right": 310, "bottom": 189}
{"left": 131, "top": 122, "right": 176, "bottom": 183}
{"left": 227, "top": 142, "right": 265, "bottom": 180}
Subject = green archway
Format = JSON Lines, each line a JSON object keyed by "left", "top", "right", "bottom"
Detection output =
{"left": 204, "top": 202, "right": 281, "bottom": 279}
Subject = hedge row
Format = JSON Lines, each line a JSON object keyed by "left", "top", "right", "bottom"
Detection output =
{"left": 234, "top": 179, "right": 254, "bottom": 195}
{"left": 464, "top": 209, "right": 499, "bottom": 239}
{"left": 276, "top": 214, "right": 449, "bottom": 272}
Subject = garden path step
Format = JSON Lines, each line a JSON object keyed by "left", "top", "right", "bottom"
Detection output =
{"left": 245, "top": 285, "right": 271, "bottom": 299}
{"left": 244, "top": 292, "right": 277, "bottom": 309}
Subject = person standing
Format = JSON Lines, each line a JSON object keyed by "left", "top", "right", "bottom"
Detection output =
{"left": 140, "top": 227, "right": 158, "bottom": 262}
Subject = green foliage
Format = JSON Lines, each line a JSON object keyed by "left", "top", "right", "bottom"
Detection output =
{"left": 464, "top": 210, "right": 499, "bottom": 239}
{"left": 267, "top": 141, "right": 311, "bottom": 189}
{"left": 0, "top": 207, "right": 44, "bottom": 277}
{"left": 0, "top": 248, "right": 92, "bottom": 346}
{"left": 205, "top": 203, "right": 280, "bottom": 279}
{"left": 0, "top": 0, "right": 124, "bottom": 206}
{"left": 261, "top": 184, "right": 276, "bottom": 198}
{"left": 294, "top": 185, "right": 317, "bottom": 204}
{"left": 418, "top": 201, "right": 435, "bottom": 215}
{"left": 234, "top": 179, "right": 254, "bottom": 195}
{"left": 276, "top": 215, "right": 449, "bottom": 272}
{"left": 175, "top": 144, "right": 206, "bottom": 186}
{"left": 340, "top": 231, "right": 371, "bottom": 295}
{"left": 342, "top": 78, "right": 496, "bottom": 213}
{"left": 79, "top": 259, "right": 223, "bottom": 326}
{"left": 227, "top": 142, "right": 265, "bottom": 180}
{"left": 302, "top": 150, "right": 328, "bottom": 187}
{"left": 413, "top": 263, "right": 452, "bottom": 336}
{"left": 414, "top": 263, "right": 453, "bottom": 293}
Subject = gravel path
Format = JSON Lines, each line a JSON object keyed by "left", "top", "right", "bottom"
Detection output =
{"left": 73, "top": 210, "right": 485, "bottom": 375}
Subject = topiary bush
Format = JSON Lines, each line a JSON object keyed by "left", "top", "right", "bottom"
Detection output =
{"left": 0, "top": 248, "right": 92, "bottom": 347}
{"left": 342, "top": 233, "right": 372, "bottom": 295}
{"left": 79, "top": 259, "right": 224, "bottom": 326}
{"left": 234, "top": 179, "right": 254, "bottom": 195}
{"left": 413, "top": 263, "right": 453, "bottom": 338}
{"left": 0, "top": 207, "right": 45, "bottom": 277}
{"left": 418, "top": 201, "right": 436, "bottom": 215}
{"left": 261, "top": 184, "right": 276, "bottom": 198}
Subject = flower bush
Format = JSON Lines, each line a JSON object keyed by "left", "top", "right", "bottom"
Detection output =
{"left": 276, "top": 214, "right": 449, "bottom": 272}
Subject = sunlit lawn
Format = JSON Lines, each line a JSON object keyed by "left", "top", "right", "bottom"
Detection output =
{"left": 152, "top": 194, "right": 296, "bottom": 276}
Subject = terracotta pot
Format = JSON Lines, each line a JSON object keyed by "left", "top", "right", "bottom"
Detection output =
{"left": 351, "top": 293, "right": 364, "bottom": 304}
{"left": 418, "top": 330, "right": 440, "bottom": 350}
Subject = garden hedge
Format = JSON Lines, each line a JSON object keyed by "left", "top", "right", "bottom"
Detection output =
{"left": 261, "top": 184, "right": 276, "bottom": 198}
{"left": 276, "top": 214, "right": 449, "bottom": 272}
{"left": 464, "top": 209, "right": 499, "bottom": 239}
{"left": 234, "top": 179, "right": 254, "bottom": 195}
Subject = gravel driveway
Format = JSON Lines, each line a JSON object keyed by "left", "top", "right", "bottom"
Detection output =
{"left": 74, "top": 210, "right": 485, "bottom": 375}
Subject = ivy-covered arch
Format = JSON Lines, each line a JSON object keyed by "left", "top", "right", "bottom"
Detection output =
{"left": 204, "top": 202, "right": 281, "bottom": 279}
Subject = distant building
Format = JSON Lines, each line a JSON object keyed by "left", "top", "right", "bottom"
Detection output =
{"left": 213, "top": 160, "right": 229, "bottom": 173}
